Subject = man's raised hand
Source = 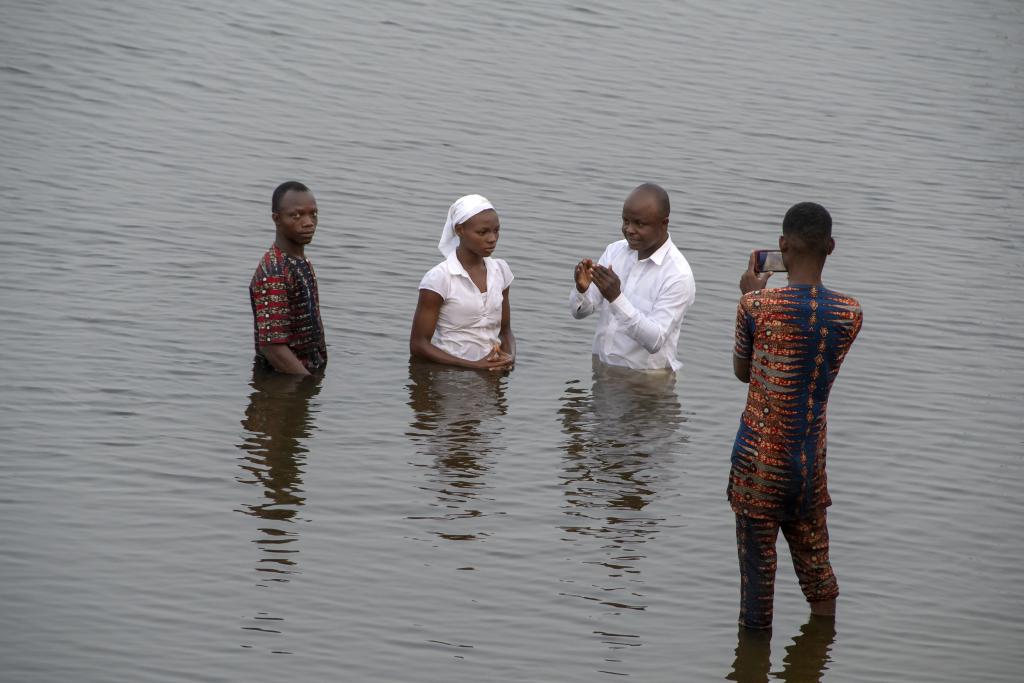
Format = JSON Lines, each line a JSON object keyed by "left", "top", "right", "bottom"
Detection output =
{"left": 574, "top": 259, "right": 594, "bottom": 293}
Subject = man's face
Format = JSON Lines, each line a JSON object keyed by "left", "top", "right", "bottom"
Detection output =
{"left": 456, "top": 209, "right": 500, "bottom": 257}
{"left": 621, "top": 191, "right": 668, "bottom": 255}
{"left": 273, "top": 190, "right": 318, "bottom": 245}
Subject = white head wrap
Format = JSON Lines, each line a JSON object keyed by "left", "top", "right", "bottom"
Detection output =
{"left": 438, "top": 194, "right": 495, "bottom": 257}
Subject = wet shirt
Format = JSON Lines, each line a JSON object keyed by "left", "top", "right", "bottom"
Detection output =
{"left": 728, "top": 285, "right": 862, "bottom": 520}
{"left": 418, "top": 251, "right": 514, "bottom": 362}
{"left": 249, "top": 244, "right": 327, "bottom": 372}
{"left": 569, "top": 237, "right": 696, "bottom": 372}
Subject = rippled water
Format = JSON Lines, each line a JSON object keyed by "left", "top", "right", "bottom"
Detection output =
{"left": 2, "top": 0, "right": 1022, "bottom": 681}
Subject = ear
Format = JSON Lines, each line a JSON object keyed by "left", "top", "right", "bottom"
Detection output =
{"left": 778, "top": 234, "right": 787, "bottom": 252}
{"left": 826, "top": 237, "right": 835, "bottom": 256}
{"left": 272, "top": 211, "right": 281, "bottom": 228}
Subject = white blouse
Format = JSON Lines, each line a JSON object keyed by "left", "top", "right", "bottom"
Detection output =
{"left": 419, "top": 251, "right": 514, "bottom": 362}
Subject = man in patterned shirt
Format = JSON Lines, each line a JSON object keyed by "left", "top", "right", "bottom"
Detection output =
{"left": 249, "top": 181, "right": 327, "bottom": 375}
{"left": 729, "top": 202, "right": 862, "bottom": 629}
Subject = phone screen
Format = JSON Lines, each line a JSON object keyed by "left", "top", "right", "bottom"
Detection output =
{"left": 755, "top": 250, "right": 787, "bottom": 273}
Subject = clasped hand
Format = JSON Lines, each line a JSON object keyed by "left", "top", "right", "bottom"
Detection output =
{"left": 574, "top": 259, "right": 621, "bottom": 302}
{"left": 473, "top": 342, "right": 514, "bottom": 372}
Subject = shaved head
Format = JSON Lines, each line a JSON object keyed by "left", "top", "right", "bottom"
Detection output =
{"left": 630, "top": 183, "right": 670, "bottom": 220}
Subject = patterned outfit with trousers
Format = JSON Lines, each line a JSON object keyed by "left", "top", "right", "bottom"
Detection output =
{"left": 728, "top": 285, "right": 862, "bottom": 629}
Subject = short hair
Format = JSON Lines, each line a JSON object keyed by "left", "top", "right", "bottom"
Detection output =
{"left": 633, "top": 183, "right": 670, "bottom": 219}
{"left": 782, "top": 202, "right": 832, "bottom": 253}
{"left": 272, "top": 181, "right": 311, "bottom": 213}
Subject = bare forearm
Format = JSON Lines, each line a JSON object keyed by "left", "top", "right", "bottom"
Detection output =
{"left": 260, "top": 344, "right": 311, "bottom": 375}
{"left": 733, "top": 355, "right": 751, "bottom": 383}
{"left": 500, "top": 328, "right": 516, "bottom": 358}
{"left": 409, "top": 337, "right": 477, "bottom": 368}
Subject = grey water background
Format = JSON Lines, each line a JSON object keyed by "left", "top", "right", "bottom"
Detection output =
{"left": 1, "top": 0, "right": 1022, "bottom": 680}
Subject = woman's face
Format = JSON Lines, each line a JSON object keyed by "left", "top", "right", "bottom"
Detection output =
{"left": 457, "top": 209, "right": 500, "bottom": 257}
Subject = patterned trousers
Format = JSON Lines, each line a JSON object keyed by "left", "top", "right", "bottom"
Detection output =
{"left": 736, "top": 510, "right": 839, "bottom": 629}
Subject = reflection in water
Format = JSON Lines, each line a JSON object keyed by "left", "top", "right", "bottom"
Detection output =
{"left": 235, "top": 366, "right": 322, "bottom": 649}
{"left": 727, "top": 615, "right": 837, "bottom": 683}
{"left": 557, "top": 360, "right": 686, "bottom": 668}
{"left": 406, "top": 360, "right": 508, "bottom": 543}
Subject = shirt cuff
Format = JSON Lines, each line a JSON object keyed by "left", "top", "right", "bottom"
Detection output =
{"left": 570, "top": 287, "right": 589, "bottom": 308}
{"left": 609, "top": 293, "right": 638, "bottom": 321}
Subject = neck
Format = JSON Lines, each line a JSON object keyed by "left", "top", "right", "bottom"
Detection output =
{"left": 785, "top": 259, "right": 825, "bottom": 286}
{"left": 455, "top": 245, "right": 484, "bottom": 269}
{"left": 276, "top": 237, "right": 305, "bottom": 259}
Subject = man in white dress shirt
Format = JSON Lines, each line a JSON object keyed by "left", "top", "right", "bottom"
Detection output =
{"left": 570, "top": 183, "right": 696, "bottom": 372}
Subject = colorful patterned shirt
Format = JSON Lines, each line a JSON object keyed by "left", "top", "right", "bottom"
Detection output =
{"left": 249, "top": 244, "right": 327, "bottom": 372}
{"left": 728, "top": 285, "right": 862, "bottom": 520}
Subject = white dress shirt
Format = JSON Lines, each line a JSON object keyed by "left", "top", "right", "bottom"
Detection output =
{"left": 570, "top": 236, "right": 696, "bottom": 372}
{"left": 419, "top": 251, "right": 514, "bottom": 362}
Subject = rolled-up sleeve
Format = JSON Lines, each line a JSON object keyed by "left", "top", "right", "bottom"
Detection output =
{"left": 608, "top": 273, "right": 695, "bottom": 353}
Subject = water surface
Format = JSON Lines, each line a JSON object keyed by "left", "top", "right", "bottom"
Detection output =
{"left": 1, "top": 0, "right": 1022, "bottom": 680}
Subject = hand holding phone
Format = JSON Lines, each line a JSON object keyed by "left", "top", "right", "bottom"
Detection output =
{"left": 754, "top": 250, "right": 787, "bottom": 273}
{"left": 740, "top": 251, "right": 774, "bottom": 294}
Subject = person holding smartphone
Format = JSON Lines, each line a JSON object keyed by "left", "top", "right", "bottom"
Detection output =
{"left": 729, "top": 202, "right": 863, "bottom": 629}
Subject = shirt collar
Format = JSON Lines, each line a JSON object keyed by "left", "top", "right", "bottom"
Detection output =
{"left": 272, "top": 243, "right": 307, "bottom": 263}
{"left": 445, "top": 250, "right": 471, "bottom": 278}
{"left": 643, "top": 234, "right": 674, "bottom": 265}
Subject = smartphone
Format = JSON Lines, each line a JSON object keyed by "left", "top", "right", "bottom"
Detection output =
{"left": 755, "top": 250, "right": 787, "bottom": 273}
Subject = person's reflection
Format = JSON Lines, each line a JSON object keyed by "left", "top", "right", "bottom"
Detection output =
{"left": 727, "top": 627, "right": 772, "bottom": 683}
{"left": 406, "top": 359, "right": 508, "bottom": 542}
{"left": 726, "top": 615, "right": 837, "bottom": 682}
{"left": 557, "top": 360, "right": 686, "bottom": 606}
{"left": 236, "top": 366, "right": 322, "bottom": 581}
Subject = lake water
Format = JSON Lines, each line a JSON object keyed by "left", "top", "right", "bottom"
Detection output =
{"left": 1, "top": 1, "right": 1022, "bottom": 681}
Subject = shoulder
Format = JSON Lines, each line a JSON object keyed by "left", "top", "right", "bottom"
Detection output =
{"left": 824, "top": 288, "right": 862, "bottom": 314}
{"left": 658, "top": 246, "right": 695, "bottom": 293}
{"left": 253, "top": 247, "right": 288, "bottom": 280}
{"left": 666, "top": 247, "right": 695, "bottom": 279}
{"left": 419, "top": 260, "right": 451, "bottom": 293}
{"left": 824, "top": 289, "right": 863, "bottom": 332}
{"left": 604, "top": 239, "right": 629, "bottom": 258}
{"left": 832, "top": 290, "right": 861, "bottom": 309}
{"left": 739, "top": 291, "right": 758, "bottom": 307}
{"left": 738, "top": 289, "right": 770, "bottom": 313}
{"left": 487, "top": 257, "right": 514, "bottom": 283}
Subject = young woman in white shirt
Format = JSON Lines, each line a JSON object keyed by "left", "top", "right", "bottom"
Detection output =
{"left": 410, "top": 194, "right": 516, "bottom": 371}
